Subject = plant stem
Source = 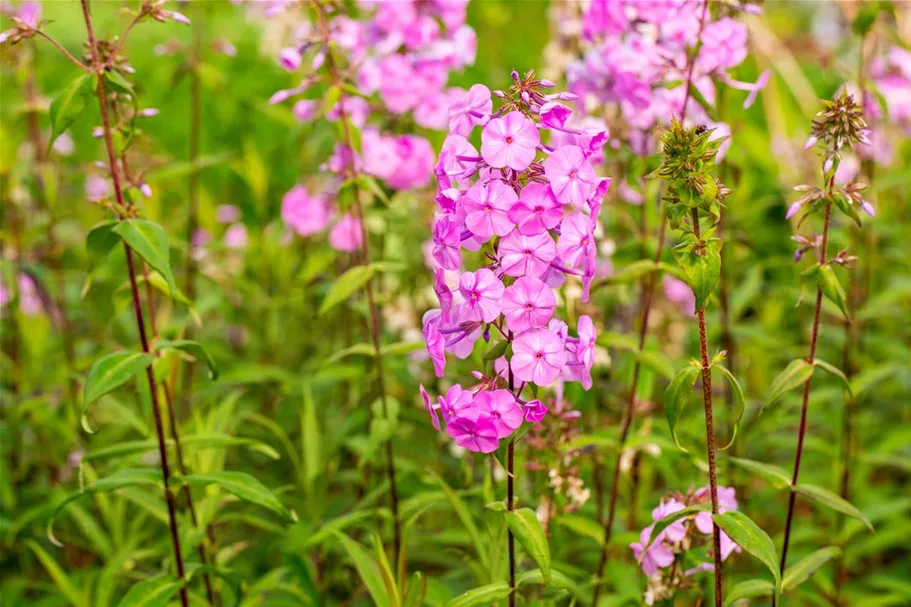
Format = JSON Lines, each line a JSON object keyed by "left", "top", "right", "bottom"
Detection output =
{"left": 691, "top": 209, "right": 724, "bottom": 607}
{"left": 314, "top": 4, "right": 401, "bottom": 572}
{"left": 775, "top": 196, "right": 833, "bottom": 604}
{"left": 508, "top": 439, "right": 516, "bottom": 606}
{"left": 80, "top": 1, "right": 188, "bottom": 602}
{"left": 185, "top": 9, "right": 202, "bottom": 302}
{"left": 142, "top": 264, "right": 216, "bottom": 606}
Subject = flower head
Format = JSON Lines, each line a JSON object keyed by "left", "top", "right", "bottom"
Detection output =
{"left": 511, "top": 328, "right": 567, "bottom": 386}
{"left": 481, "top": 111, "right": 540, "bottom": 171}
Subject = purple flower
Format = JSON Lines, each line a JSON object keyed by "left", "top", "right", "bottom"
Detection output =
{"left": 420, "top": 384, "right": 441, "bottom": 431}
{"left": 433, "top": 269, "right": 453, "bottom": 322}
{"left": 463, "top": 180, "right": 517, "bottom": 241}
{"left": 475, "top": 389, "right": 523, "bottom": 438}
{"left": 293, "top": 100, "right": 318, "bottom": 122}
{"left": 522, "top": 399, "right": 548, "bottom": 423}
{"left": 556, "top": 213, "right": 594, "bottom": 269}
{"left": 511, "top": 328, "right": 568, "bottom": 386}
{"left": 663, "top": 276, "right": 696, "bottom": 315}
{"left": 481, "top": 111, "right": 540, "bottom": 171}
{"left": 651, "top": 499, "right": 687, "bottom": 543}
{"left": 545, "top": 145, "right": 596, "bottom": 205}
{"left": 329, "top": 215, "right": 363, "bottom": 252}
{"left": 217, "top": 204, "right": 241, "bottom": 224}
{"left": 695, "top": 486, "right": 738, "bottom": 534}
{"left": 458, "top": 268, "right": 504, "bottom": 323}
{"left": 448, "top": 84, "right": 492, "bottom": 136}
{"left": 539, "top": 101, "right": 572, "bottom": 129}
{"left": 446, "top": 416, "right": 499, "bottom": 453}
{"left": 278, "top": 47, "right": 302, "bottom": 72}
{"left": 282, "top": 185, "right": 332, "bottom": 237}
{"left": 439, "top": 384, "right": 476, "bottom": 423}
{"left": 499, "top": 230, "right": 557, "bottom": 278}
{"left": 573, "top": 315, "right": 596, "bottom": 368}
{"left": 432, "top": 216, "right": 462, "bottom": 270}
{"left": 630, "top": 525, "right": 675, "bottom": 575}
{"left": 508, "top": 182, "right": 563, "bottom": 236}
{"left": 501, "top": 276, "right": 556, "bottom": 333}
{"left": 224, "top": 224, "right": 248, "bottom": 249}
{"left": 378, "top": 55, "right": 419, "bottom": 114}
{"left": 423, "top": 312, "right": 447, "bottom": 377}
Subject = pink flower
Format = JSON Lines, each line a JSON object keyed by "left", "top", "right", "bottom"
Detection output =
{"left": 556, "top": 213, "right": 594, "bottom": 269}
{"left": 414, "top": 91, "right": 452, "bottom": 130}
{"left": 278, "top": 47, "right": 301, "bottom": 71}
{"left": 458, "top": 268, "right": 504, "bottom": 323}
{"left": 293, "top": 100, "right": 318, "bottom": 122}
{"left": 432, "top": 216, "right": 462, "bottom": 270}
{"left": 475, "top": 389, "right": 523, "bottom": 438}
{"left": 539, "top": 102, "right": 572, "bottom": 129}
{"left": 481, "top": 111, "right": 540, "bottom": 171}
{"left": 378, "top": 55, "right": 419, "bottom": 114}
{"left": 446, "top": 416, "right": 499, "bottom": 453}
{"left": 499, "top": 230, "right": 557, "bottom": 278}
{"left": 420, "top": 385, "right": 441, "bottom": 431}
{"left": 651, "top": 499, "right": 687, "bottom": 543}
{"left": 463, "top": 180, "right": 517, "bottom": 241}
{"left": 282, "top": 185, "right": 332, "bottom": 237}
{"left": 448, "top": 84, "right": 493, "bottom": 136}
{"left": 439, "top": 384, "right": 476, "bottom": 423}
{"left": 390, "top": 136, "right": 435, "bottom": 190}
{"left": 224, "top": 224, "right": 248, "bottom": 249}
{"left": 544, "top": 145, "right": 596, "bottom": 205}
{"left": 423, "top": 312, "right": 447, "bottom": 377}
{"left": 216, "top": 204, "right": 241, "bottom": 224}
{"left": 523, "top": 399, "right": 548, "bottom": 423}
{"left": 329, "top": 215, "right": 363, "bottom": 252}
{"left": 17, "top": 274, "right": 41, "bottom": 316}
{"left": 433, "top": 269, "right": 453, "bottom": 321}
{"left": 508, "top": 182, "right": 563, "bottom": 236}
{"left": 630, "top": 525, "right": 675, "bottom": 575}
{"left": 663, "top": 276, "right": 696, "bottom": 315}
{"left": 695, "top": 486, "right": 738, "bottom": 534}
{"left": 502, "top": 276, "right": 556, "bottom": 333}
{"left": 511, "top": 328, "right": 568, "bottom": 386}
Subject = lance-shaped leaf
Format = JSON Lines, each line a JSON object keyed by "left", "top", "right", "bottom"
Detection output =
{"left": 173, "top": 471, "right": 297, "bottom": 523}
{"left": 724, "top": 579, "right": 774, "bottom": 606}
{"left": 319, "top": 264, "right": 376, "bottom": 315}
{"left": 49, "top": 468, "right": 162, "bottom": 546}
{"left": 715, "top": 365, "right": 745, "bottom": 450}
{"left": 26, "top": 539, "right": 89, "bottom": 607}
{"left": 727, "top": 457, "right": 792, "bottom": 490}
{"left": 505, "top": 507, "right": 552, "bottom": 584}
{"left": 332, "top": 532, "right": 393, "bottom": 607}
{"left": 49, "top": 73, "right": 96, "bottom": 149}
{"left": 782, "top": 546, "right": 842, "bottom": 591}
{"left": 791, "top": 484, "right": 873, "bottom": 532}
{"left": 155, "top": 339, "right": 218, "bottom": 380}
{"left": 516, "top": 568, "right": 577, "bottom": 592}
{"left": 115, "top": 573, "right": 185, "bottom": 607}
{"left": 665, "top": 363, "right": 703, "bottom": 451}
{"left": 402, "top": 572, "right": 427, "bottom": 607}
{"left": 82, "top": 351, "right": 154, "bottom": 432}
{"left": 113, "top": 219, "right": 176, "bottom": 296}
{"left": 675, "top": 239, "right": 721, "bottom": 312}
{"left": 764, "top": 358, "right": 813, "bottom": 411}
{"left": 449, "top": 583, "right": 512, "bottom": 607}
{"left": 712, "top": 511, "right": 781, "bottom": 596}
{"left": 813, "top": 359, "right": 853, "bottom": 396}
{"left": 82, "top": 433, "right": 280, "bottom": 463}
{"left": 86, "top": 220, "right": 121, "bottom": 261}
{"left": 818, "top": 264, "right": 849, "bottom": 319}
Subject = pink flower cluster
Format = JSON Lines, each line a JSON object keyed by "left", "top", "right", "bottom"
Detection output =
{"left": 630, "top": 486, "right": 741, "bottom": 577}
{"left": 568, "top": 0, "right": 766, "bottom": 156}
{"left": 420, "top": 72, "right": 608, "bottom": 453}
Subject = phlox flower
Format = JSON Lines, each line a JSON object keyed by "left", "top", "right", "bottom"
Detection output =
{"left": 420, "top": 385, "right": 441, "bottom": 431}
{"left": 458, "top": 268, "right": 504, "bottom": 323}
{"left": 511, "top": 328, "right": 568, "bottom": 386}
{"left": 556, "top": 213, "right": 594, "bottom": 269}
{"left": 630, "top": 526, "right": 675, "bottom": 576}
{"left": 463, "top": 180, "right": 517, "bottom": 241}
{"left": 694, "top": 485, "right": 738, "bottom": 534}
{"left": 449, "top": 84, "right": 493, "bottom": 136}
{"left": 651, "top": 499, "right": 687, "bottom": 543}
{"left": 508, "top": 182, "right": 563, "bottom": 236}
{"left": 446, "top": 416, "right": 499, "bottom": 453}
{"left": 474, "top": 390, "right": 523, "bottom": 438}
{"left": 499, "top": 230, "right": 557, "bottom": 278}
{"left": 481, "top": 111, "right": 540, "bottom": 171}
{"left": 522, "top": 399, "right": 548, "bottom": 423}
{"left": 328, "top": 214, "right": 363, "bottom": 252}
{"left": 544, "top": 145, "right": 596, "bottom": 205}
{"left": 439, "top": 384, "right": 476, "bottom": 422}
{"left": 432, "top": 216, "right": 462, "bottom": 270}
{"left": 501, "top": 276, "right": 556, "bottom": 333}
{"left": 422, "top": 311, "right": 447, "bottom": 377}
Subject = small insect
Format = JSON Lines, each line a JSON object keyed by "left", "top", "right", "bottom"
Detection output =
{"left": 694, "top": 125, "right": 708, "bottom": 135}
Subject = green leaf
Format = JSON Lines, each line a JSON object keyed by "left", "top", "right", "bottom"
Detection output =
{"left": 322, "top": 86, "right": 341, "bottom": 116}
{"left": 49, "top": 73, "right": 95, "bottom": 149}
{"left": 665, "top": 363, "right": 702, "bottom": 451}
{"left": 448, "top": 582, "right": 512, "bottom": 607}
{"left": 86, "top": 220, "right": 121, "bottom": 260}
{"left": 712, "top": 511, "right": 781, "bottom": 595}
{"left": 26, "top": 539, "right": 89, "bottom": 607}
{"left": 593, "top": 259, "right": 660, "bottom": 289}
{"left": 791, "top": 484, "right": 873, "bottom": 532}
{"left": 727, "top": 457, "right": 792, "bottom": 490}
{"left": 319, "top": 265, "right": 376, "bottom": 315}
{"left": 639, "top": 349, "right": 676, "bottom": 380}
{"left": 82, "top": 351, "right": 154, "bottom": 432}
{"left": 155, "top": 339, "right": 218, "bottom": 380}
{"left": 724, "top": 579, "right": 774, "bottom": 606}
{"left": 639, "top": 504, "right": 711, "bottom": 555}
{"left": 428, "top": 471, "right": 489, "bottom": 571}
{"left": 115, "top": 573, "right": 184, "bottom": 607}
{"left": 813, "top": 359, "right": 853, "bottom": 396}
{"left": 516, "top": 568, "right": 577, "bottom": 592}
{"left": 505, "top": 508, "right": 552, "bottom": 585}
{"left": 783, "top": 546, "right": 842, "bottom": 591}
{"left": 332, "top": 532, "right": 392, "bottom": 607}
{"left": 765, "top": 358, "right": 813, "bottom": 410}
{"left": 82, "top": 433, "right": 281, "bottom": 463}
{"left": 175, "top": 471, "right": 297, "bottom": 523}
{"left": 818, "top": 264, "right": 849, "bottom": 320}
{"left": 301, "top": 381, "right": 321, "bottom": 495}
{"left": 675, "top": 240, "right": 721, "bottom": 312}
{"left": 49, "top": 468, "right": 162, "bottom": 546}
{"left": 402, "top": 572, "right": 427, "bottom": 607}
{"left": 483, "top": 340, "right": 509, "bottom": 361}
{"left": 715, "top": 365, "right": 744, "bottom": 450}
{"left": 104, "top": 70, "right": 134, "bottom": 94}
{"left": 113, "top": 220, "right": 176, "bottom": 296}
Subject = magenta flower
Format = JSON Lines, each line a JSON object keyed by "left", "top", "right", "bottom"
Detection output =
{"left": 630, "top": 525, "right": 675, "bottom": 575}
{"left": 539, "top": 101, "right": 572, "bottom": 129}
{"left": 481, "top": 111, "right": 540, "bottom": 171}
{"left": 422, "top": 312, "right": 447, "bottom": 377}
{"left": 523, "top": 399, "right": 548, "bottom": 423}
{"left": 420, "top": 385, "right": 441, "bottom": 431}
{"left": 574, "top": 315, "right": 596, "bottom": 369}
{"left": 499, "top": 230, "right": 557, "bottom": 278}
{"left": 449, "top": 84, "right": 493, "bottom": 136}
{"left": 695, "top": 485, "right": 738, "bottom": 534}
{"left": 433, "top": 269, "right": 453, "bottom": 322}
{"left": 544, "top": 145, "right": 596, "bottom": 205}
{"left": 463, "top": 180, "right": 517, "bottom": 241}
{"left": 458, "top": 268, "right": 504, "bottom": 323}
{"left": 432, "top": 216, "right": 462, "bottom": 270}
{"left": 446, "top": 416, "right": 499, "bottom": 453}
{"left": 556, "top": 213, "right": 594, "bottom": 269}
{"left": 508, "top": 182, "right": 563, "bottom": 236}
{"left": 278, "top": 47, "right": 302, "bottom": 72}
{"left": 511, "top": 328, "right": 568, "bottom": 386}
{"left": 474, "top": 389, "right": 523, "bottom": 438}
{"left": 439, "top": 384, "right": 477, "bottom": 422}
{"left": 502, "top": 276, "right": 556, "bottom": 333}
{"left": 329, "top": 214, "right": 363, "bottom": 252}
{"left": 282, "top": 185, "right": 332, "bottom": 237}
